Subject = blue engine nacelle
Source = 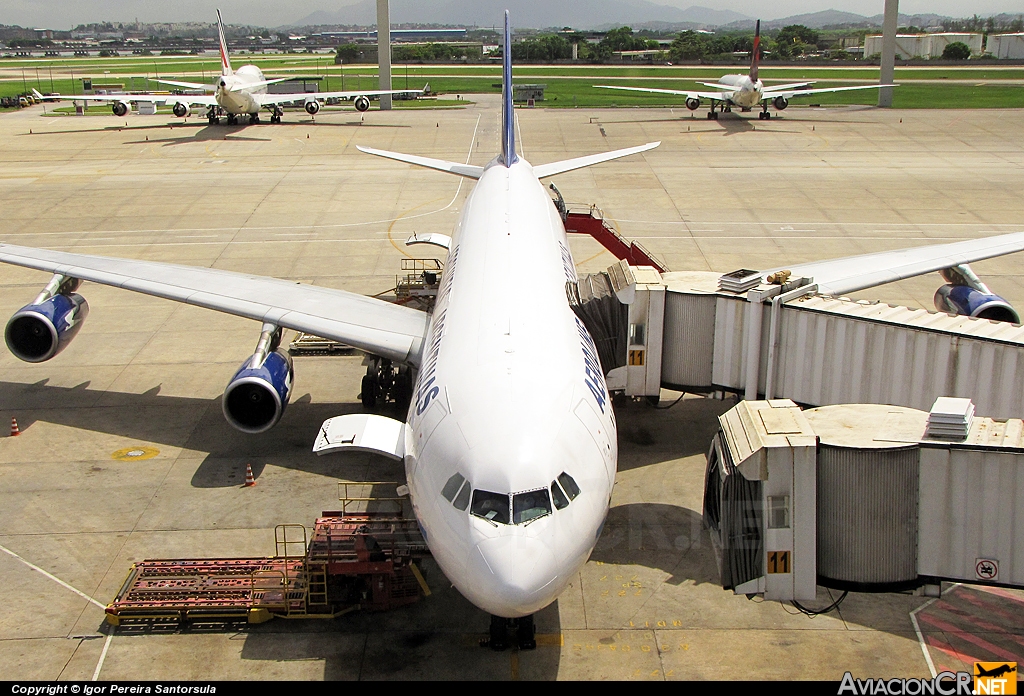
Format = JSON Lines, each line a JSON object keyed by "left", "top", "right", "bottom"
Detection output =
{"left": 5, "top": 293, "right": 89, "bottom": 363}
{"left": 222, "top": 349, "right": 294, "bottom": 433}
{"left": 934, "top": 284, "right": 1020, "bottom": 323}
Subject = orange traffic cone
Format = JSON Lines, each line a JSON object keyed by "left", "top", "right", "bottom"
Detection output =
{"left": 243, "top": 463, "right": 256, "bottom": 487}
{"left": 9, "top": 418, "right": 19, "bottom": 436}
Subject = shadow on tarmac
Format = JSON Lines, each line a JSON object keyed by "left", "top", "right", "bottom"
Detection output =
{"left": 0, "top": 377, "right": 410, "bottom": 487}
{"left": 237, "top": 579, "right": 562, "bottom": 679}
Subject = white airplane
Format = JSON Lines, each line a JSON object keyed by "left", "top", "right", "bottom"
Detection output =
{"left": 596, "top": 20, "right": 897, "bottom": 120}
{"left": 34, "top": 9, "right": 422, "bottom": 125}
{"left": 3, "top": 12, "right": 1024, "bottom": 650}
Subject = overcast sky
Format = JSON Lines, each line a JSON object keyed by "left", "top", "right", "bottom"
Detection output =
{"left": 2, "top": 1, "right": 1019, "bottom": 30}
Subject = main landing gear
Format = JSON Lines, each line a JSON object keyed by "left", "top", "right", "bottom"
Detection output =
{"left": 484, "top": 614, "right": 536, "bottom": 651}
{"left": 269, "top": 106, "right": 284, "bottom": 124}
{"left": 360, "top": 357, "right": 413, "bottom": 410}
{"left": 249, "top": 112, "right": 259, "bottom": 124}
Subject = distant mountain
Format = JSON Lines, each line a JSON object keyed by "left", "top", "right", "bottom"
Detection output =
{"left": 291, "top": 1, "right": 749, "bottom": 30}
{"left": 722, "top": 9, "right": 953, "bottom": 31}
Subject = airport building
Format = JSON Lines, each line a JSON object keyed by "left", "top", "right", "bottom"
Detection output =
{"left": 863, "top": 32, "right": 983, "bottom": 59}
{"left": 987, "top": 32, "right": 1024, "bottom": 59}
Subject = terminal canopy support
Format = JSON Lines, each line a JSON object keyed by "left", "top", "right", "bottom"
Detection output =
{"left": 376, "top": 0, "right": 392, "bottom": 110}
{"left": 878, "top": 0, "right": 899, "bottom": 107}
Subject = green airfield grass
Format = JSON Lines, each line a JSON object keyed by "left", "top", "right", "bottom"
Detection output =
{"left": 2, "top": 58, "right": 1022, "bottom": 109}
{"left": 2, "top": 55, "right": 1024, "bottom": 81}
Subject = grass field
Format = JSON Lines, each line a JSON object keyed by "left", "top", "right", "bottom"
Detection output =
{"left": 2, "top": 56, "right": 1022, "bottom": 109}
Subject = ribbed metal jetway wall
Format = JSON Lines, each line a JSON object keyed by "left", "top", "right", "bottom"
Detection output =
{"left": 659, "top": 279, "right": 1024, "bottom": 419}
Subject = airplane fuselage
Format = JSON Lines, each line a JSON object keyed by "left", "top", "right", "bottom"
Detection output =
{"left": 717, "top": 73, "right": 765, "bottom": 108}
{"left": 404, "top": 158, "right": 617, "bottom": 618}
{"left": 215, "top": 64, "right": 267, "bottom": 115}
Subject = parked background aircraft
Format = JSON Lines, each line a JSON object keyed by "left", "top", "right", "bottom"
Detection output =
{"left": 596, "top": 20, "right": 896, "bottom": 120}
{"left": 35, "top": 9, "right": 422, "bottom": 124}
{"left": 2, "top": 11, "right": 1022, "bottom": 653}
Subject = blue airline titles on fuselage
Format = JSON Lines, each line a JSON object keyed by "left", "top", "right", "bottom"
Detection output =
{"left": 576, "top": 316, "right": 607, "bottom": 414}
{"left": 414, "top": 245, "right": 460, "bottom": 416}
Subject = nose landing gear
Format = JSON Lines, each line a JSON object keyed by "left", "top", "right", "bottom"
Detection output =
{"left": 483, "top": 614, "right": 536, "bottom": 651}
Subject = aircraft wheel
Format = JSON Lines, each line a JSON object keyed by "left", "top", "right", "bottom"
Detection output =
{"left": 250, "top": 113, "right": 259, "bottom": 124}
{"left": 360, "top": 375, "right": 378, "bottom": 409}
{"left": 707, "top": 111, "right": 715, "bottom": 120}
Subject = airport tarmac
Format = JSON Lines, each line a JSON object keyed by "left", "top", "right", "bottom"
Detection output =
{"left": 1, "top": 97, "right": 1023, "bottom": 681}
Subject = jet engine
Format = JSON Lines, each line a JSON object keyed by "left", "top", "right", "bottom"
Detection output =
{"left": 933, "top": 264, "right": 1020, "bottom": 323}
{"left": 112, "top": 101, "right": 130, "bottom": 117}
{"left": 5, "top": 275, "right": 88, "bottom": 363}
{"left": 353, "top": 95, "right": 371, "bottom": 112}
{"left": 773, "top": 96, "right": 789, "bottom": 110}
{"left": 304, "top": 99, "right": 321, "bottom": 115}
{"left": 685, "top": 97, "right": 700, "bottom": 111}
{"left": 172, "top": 102, "right": 190, "bottom": 118}
{"left": 222, "top": 324, "right": 294, "bottom": 433}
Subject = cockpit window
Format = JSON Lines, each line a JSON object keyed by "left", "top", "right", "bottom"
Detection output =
{"left": 471, "top": 490, "right": 510, "bottom": 525}
{"left": 441, "top": 473, "right": 465, "bottom": 502}
{"left": 550, "top": 480, "right": 570, "bottom": 510}
{"left": 557, "top": 472, "right": 581, "bottom": 501}
{"left": 452, "top": 480, "right": 471, "bottom": 510}
{"left": 513, "top": 489, "right": 552, "bottom": 525}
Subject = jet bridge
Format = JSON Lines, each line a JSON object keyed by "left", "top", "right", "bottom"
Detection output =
{"left": 706, "top": 399, "right": 1024, "bottom": 602}
{"left": 578, "top": 261, "right": 1024, "bottom": 419}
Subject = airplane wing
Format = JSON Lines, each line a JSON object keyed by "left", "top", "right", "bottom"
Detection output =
{"left": 35, "top": 92, "right": 170, "bottom": 105}
{"left": 34, "top": 90, "right": 218, "bottom": 108}
{"left": 594, "top": 85, "right": 729, "bottom": 100}
{"left": 763, "top": 83, "right": 897, "bottom": 100}
{"left": 767, "top": 232, "right": 1024, "bottom": 296}
{"left": 255, "top": 87, "right": 426, "bottom": 107}
{"left": 0, "top": 243, "right": 430, "bottom": 366}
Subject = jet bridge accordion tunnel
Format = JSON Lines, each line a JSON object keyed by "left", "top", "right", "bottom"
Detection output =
{"left": 704, "top": 399, "right": 1024, "bottom": 602}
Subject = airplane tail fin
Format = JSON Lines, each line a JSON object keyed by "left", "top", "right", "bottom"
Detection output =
{"left": 750, "top": 19, "right": 760, "bottom": 82}
{"left": 500, "top": 11, "right": 517, "bottom": 167}
{"left": 216, "top": 9, "right": 233, "bottom": 76}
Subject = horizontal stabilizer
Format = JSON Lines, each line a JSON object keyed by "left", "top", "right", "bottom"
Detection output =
{"left": 155, "top": 78, "right": 211, "bottom": 91}
{"left": 356, "top": 145, "right": 483, "bottom": 179}
{"left": 532, "top": 142, "right": 660, "bottom": 179}
{"left": 699, "top": 82, "right": 741, "bottom": 91}
{"left": 229, "top": 77, "right": 292, "bottom": 92}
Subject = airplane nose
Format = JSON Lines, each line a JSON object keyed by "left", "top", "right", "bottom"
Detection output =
{"left": 471, "top": 535, "right": 558, "bottom": 614}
